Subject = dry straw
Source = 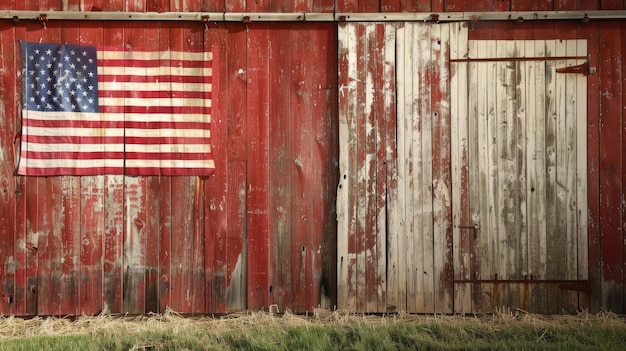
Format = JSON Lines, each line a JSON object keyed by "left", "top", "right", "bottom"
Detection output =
{"left": 0, "top": 305, "right": 623, "bottom": 341}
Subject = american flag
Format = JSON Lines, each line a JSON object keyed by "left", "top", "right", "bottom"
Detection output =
{"left": 18, "top": 41, "right": 215, "bottom": 176}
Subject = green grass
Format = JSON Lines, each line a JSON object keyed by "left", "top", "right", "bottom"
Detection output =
{"left": 0, "top": 311, "right": 624, "bottom": 351}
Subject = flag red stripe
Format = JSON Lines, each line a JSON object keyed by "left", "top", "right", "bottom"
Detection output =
{"left": 98, "top": 74, "right": 211, "bottom": 84}
{"left": 20, "top": 166, "right": 212, "bottom": 176}
{"left": 23, "top": 118, "right": 209, "bottom": 130}
{"left": 99, "top": 90, "right": 211, "bottom": 99}
{"left": 98, "top": 106, "right": 210, "bottom": 114}
{"left": 98, "top": 58, "right": 210, "bottom": 68}
{"left": 24, "top": 135, "right": 211, "bottom": 145}
{"left": 23, "top": 151, "right": 211, "bottom": 160}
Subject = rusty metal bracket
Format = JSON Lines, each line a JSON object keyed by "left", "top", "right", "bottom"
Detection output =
{"left": 559, "top": 282, "right": 589, "bottom": 293}
{"left": 556, "top": 62, "right": 591, "bottom": 75}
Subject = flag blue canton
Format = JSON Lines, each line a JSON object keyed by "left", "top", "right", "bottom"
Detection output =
{"left": 22, "top": 42, "right": 99, "bottom": 113}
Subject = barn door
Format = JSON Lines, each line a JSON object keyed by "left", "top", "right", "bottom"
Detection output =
{"left": 337, "top": 22, "right": 467, "bottom": 313}
{"left": 450, "top": 40, "right": 588, "bottom": 314}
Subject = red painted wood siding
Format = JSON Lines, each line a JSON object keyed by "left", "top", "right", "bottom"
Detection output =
{"left": 0, "top": 20, "right": 338, "bottom": 315}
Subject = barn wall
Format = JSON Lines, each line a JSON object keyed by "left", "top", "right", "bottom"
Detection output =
{"left": 0, "top": 0, "right": 624, "bottom": 316}
{"left": 0, "top": 12, "right": 338, "bottom": 315}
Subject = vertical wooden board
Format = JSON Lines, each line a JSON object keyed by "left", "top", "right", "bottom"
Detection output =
{"left": 408, "top": 22, "right": 424, "bottom": 313}
{"left": 143, "top": 22, "right": 163, "bottom": 314}
{"left": 574, "top": 39, "right": 589, "bottom": 309}
{"left": 402, "top": 23, "right": 420, "bottom": 312}
{"left": 362, "top": 23, "right": 383, "bottom": 312}
{"left": 382, "top": 22, "right": 398, "bottom": 313}
{"left": 512, "top": 40, "right": 532, "bottom": 309}
{"left": 543, "top": 40, "right": 559, "bottom": 314}
{"left": 493, "top": 40, "right": 510, "bottom": 308}
{"left": 526, "top": 40, "right": 548, "bottom": 314}
{"left": 576, "top": 23, "right": 597, "bottom": 312}
{"left": 432, "top": 23, "right": 454, "bottom": 313}
{"left": 267, "top": 24, "right": 292, "bottom": 311}
{"left": 336, "top": 22, "right": 357, "bottom": 312}
{"left": 475, "top": 41, "right": 496, "bottom": 312}
{"left": 204, "top": 23, "right": 228, "bottom": 314}
{"left": 352, "top": 23, "right": 367, "bottom": 312}
{"left": 563, "top": 42, "right": 580, "bottom": 312}
{"left": 290, "top": 24, "right": 313, "bottom": 312}
{"left": 621, "top": 29, "right": 626, "bottom": 312}
{"left": 78, "top": 176, "right": 104, "bottom": 315}
{"left": 169, "top": 175, "right": 196, "bottom": 314}
{"left": 246, "top": 23, "right": 270, "bottom": 311}
{"left": 308, "top": 23, "right": 337, "bottom": 312}
{"left": 452, "top": 25, "right": 471, "bottom": 314}
{"left": 391, "top": 23, "right": 407, "bottom": 312}
{"left": 0, "top": 21, "right": 17, "bottom": 316}
{"left": 98, "top": 21, "right": 124, "bottom": 314}
{"left": 323, "top": 24, "right": 339, "bottom": 309}
{"left": 371, "top": 23, "right": 392, "bottom": 312}
{"left": 224, "top": 24, "right": 247, "bottom": 312}
{"left": 553, "top": 39, "right": 572, "bottom": 313}
{"left": 598, "top": 23, "right": 623, "bottom": 312}
{"left": 187, "top": 22, "right": 209, "bottom": 314}
{"left": 13, "top": 16, "right": 26, "bottom": 318}
{"left": 494, "top": 0, "right": 510, "bottom": 10}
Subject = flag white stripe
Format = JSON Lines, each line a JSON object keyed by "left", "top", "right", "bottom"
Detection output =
{"left": 22, "top": 142, "right": 212, "bottom": 153}
{"left": 98, "top": 97, "right": 211, "bottom": 107}
{"left": 99, "top": 82, "right": 212, "bottom": 92}
{"left": 20, "top": 158, "right": 215, "bottom": 169}
{"left": 98, "top": 66, "right": 212, "bottom": 77}
{"left": 23, "top": 126, "right": 211, "bottom": 138}
{"left": 24, "top": 110, "right": 210, "bottom": 123}
{"left": 98, "top": 50, "right": 211, "bottom": 61}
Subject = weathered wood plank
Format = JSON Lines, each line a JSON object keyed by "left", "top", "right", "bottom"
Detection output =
{"left": 526, "top": 40, "right": 548, "bottom": 314}
{"left": 544, "top": 39, "right": 559, "bottom": 314}
{"left": 291, "top": 23, "right": 314, "bottom": 312}
{"left": 512, "top": 39, "right": 532, "bottom": 310}
{"left": 336, "top": 22, "right": 358, "bottom": 312}
{"left": 452, "top": 24, "right": 471, "bottom": 314}
{"left": 598, "top": 23, "right": 623, "bottom": 312}
{"left": 362, "top": 23, "right": 380, "bottom": 313}
{"left": 382, "top": 22, "right": 398, "bottom": 313}
{"left": 393, "top": 23, "right": 407, "bottom": 312}
{"left": 309, "top": 23, "right": 337, "bottom": 311}
{"left": 432, "top": 23, "right": 453, "bottom": 313}
{"left": 575, "top": 38, "right": 589, "bottom": 310}
{"left": 414, "top": 22, "right": 430, "bottom": 313}
{"left": 576, "top": 22, "right": 598, "bottom": 313}
{"left": 225, "top": 23, "right": 247, "bottom": 312}
{"left": 246, "top": 22, "right": 271, "bottom": 311}
{"left": 0, "top": 20, "right": 18, "bottom": 316}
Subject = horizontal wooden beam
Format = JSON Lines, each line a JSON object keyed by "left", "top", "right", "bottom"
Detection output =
{"left": 1, "top": 10, "right": 626, "bottom": 23}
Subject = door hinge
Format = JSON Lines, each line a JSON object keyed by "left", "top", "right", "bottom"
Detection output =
{"left": 556, "top": 62, "right": 593, "bottom": 75}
